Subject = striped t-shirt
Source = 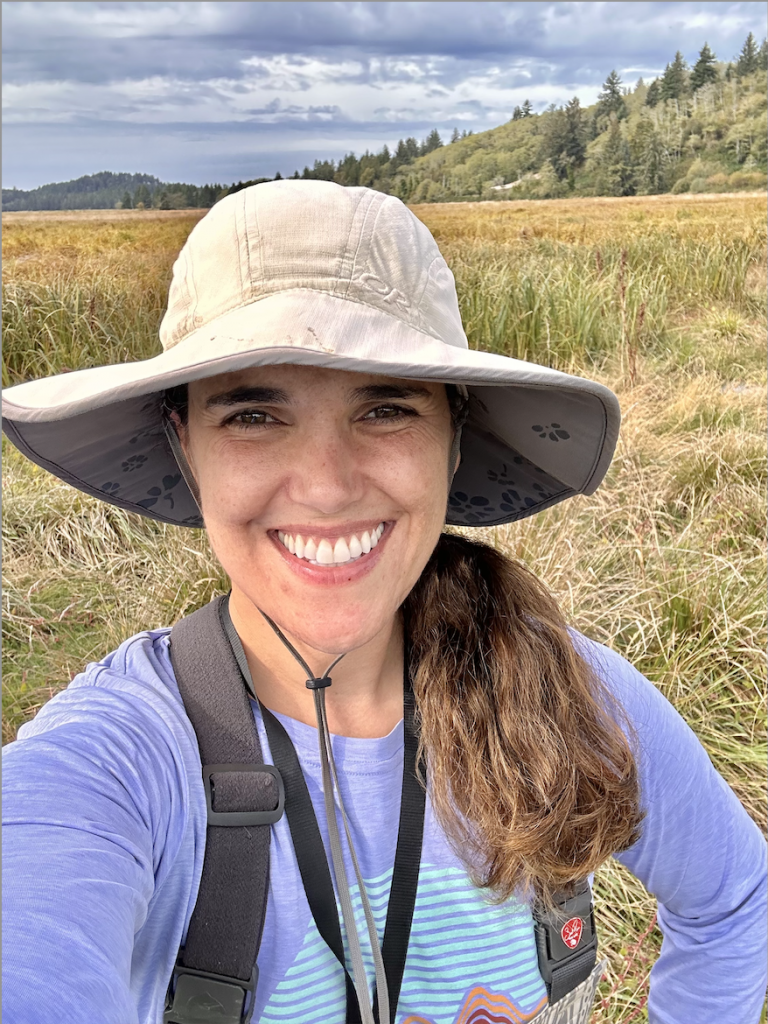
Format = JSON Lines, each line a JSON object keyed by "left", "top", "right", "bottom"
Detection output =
{"left": 3, "top": 629, "right": 766, "bottom": 1023}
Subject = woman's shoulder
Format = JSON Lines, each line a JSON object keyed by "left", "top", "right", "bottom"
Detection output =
{"left": 567, "top": 629, "right": 696, "bottom": 768}
{"left": 12, "top": 626, "right": 197, "bottom": 755}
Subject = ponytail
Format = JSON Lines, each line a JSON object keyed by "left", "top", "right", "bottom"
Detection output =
{"left": 403, "top": 532, "right": 643, "bottom": 904}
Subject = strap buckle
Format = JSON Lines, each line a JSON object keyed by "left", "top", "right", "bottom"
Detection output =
{"left": 202, "top": 764, "right": 285, "bottom": 827}
{"left": 534, "top": 884, "right": 598, "bottom": 1001}
{"left": 164, "top": 955, "right": 257, "bottom": 1024}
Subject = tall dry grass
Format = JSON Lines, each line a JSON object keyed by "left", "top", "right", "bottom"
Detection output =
{"left": 2, "top": 194, "right": 766, "bottom": 1022}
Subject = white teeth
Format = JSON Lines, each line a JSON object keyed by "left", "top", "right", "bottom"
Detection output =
{"left": 333, "top": 537, "right": 351, "bottom": 562}
{"left": 278, "top": 524, "right": 385, "bottom": 565}
{"left": 316, "top": 538, "right": 334, "bottom": 565}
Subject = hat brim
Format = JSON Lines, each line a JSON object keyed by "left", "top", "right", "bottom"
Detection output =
{"left": 2, "top": 290, "right": 619, "bottom": 527}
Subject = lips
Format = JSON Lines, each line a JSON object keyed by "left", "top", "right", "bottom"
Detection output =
{"left": 277, "top": 523, "right": 385, "bottom": 567}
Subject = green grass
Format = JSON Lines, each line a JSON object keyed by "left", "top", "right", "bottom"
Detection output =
{"left": 2, "top": 196, "right": 766, "bottom": 1022}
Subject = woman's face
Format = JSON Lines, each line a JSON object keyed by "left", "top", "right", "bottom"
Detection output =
{"left": 181, "top": 364, "right": 454, "bottom": 655}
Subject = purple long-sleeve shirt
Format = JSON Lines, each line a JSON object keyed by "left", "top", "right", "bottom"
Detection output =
{"left": 3, "top": 628, "right": 766, "bottom": 1023}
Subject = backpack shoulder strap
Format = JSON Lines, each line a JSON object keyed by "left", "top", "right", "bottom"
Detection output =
{"left": 534, "top": 879, "right": 598, "bottom": 1004}
{"left": 164, "top": 594, "right": 284, "bottom": 1024}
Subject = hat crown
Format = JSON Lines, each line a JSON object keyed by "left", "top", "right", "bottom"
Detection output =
{"left": 160, "top": 180, "right": 468, "bottom": 353}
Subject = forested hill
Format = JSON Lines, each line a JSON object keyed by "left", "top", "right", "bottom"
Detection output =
{"left": 4, "top": 34, "right": 766, "bottom": 211}
{"left": 390, "top": 63, "right": 766, "bottom": 203}
{"left": 2, "top": 172, "right": 164, "bottom": 212}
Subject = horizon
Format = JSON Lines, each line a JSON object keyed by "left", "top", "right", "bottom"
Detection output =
{"left": 3, "top": 1, "right": 765, "bottom": 191}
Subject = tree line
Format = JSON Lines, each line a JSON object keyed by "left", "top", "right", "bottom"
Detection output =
{"left": 3, "top": 33, "right": 765, "bottom": 212}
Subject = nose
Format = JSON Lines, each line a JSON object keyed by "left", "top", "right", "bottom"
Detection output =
{"left": 285, "top": 420, "right": 366, "bottom": 515}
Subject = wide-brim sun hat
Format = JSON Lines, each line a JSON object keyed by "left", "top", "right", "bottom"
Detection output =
{"left": 2, "top": 180, "right": 620, "bottom": 528}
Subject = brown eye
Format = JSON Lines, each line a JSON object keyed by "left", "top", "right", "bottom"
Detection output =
{"left": 227, "top": 409, "right": 277, "bottom": 427}
{"left": 362, "top": 404, "right": 416, "bottom": 421}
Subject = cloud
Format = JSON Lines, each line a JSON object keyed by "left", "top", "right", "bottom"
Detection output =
{"left": 2, "top": 1, "right": 765, "bottom": 188}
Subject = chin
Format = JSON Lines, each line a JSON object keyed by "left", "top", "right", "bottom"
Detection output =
{"left": 286, "top": 615, "right": 384, "bottom": 657}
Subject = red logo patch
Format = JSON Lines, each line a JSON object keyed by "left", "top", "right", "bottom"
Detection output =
{"left": 561, "top": 916, "right": 583, "bottom": 949}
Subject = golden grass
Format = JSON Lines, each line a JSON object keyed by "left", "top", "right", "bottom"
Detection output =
{"left": 2, "top": 196, "right": 766, "bottom": 1022}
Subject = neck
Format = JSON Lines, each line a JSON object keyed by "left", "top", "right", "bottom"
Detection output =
{"left": 228, "top": 587, "right": 405, "bottom": 739}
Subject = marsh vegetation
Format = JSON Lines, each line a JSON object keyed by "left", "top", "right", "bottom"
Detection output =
{"left": 2, "top": 193, "right": 766, "bottom": 1021}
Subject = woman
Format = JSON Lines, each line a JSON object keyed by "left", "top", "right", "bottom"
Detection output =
{"left": 2, "top": 181, "right": 765, "bottom": 1024}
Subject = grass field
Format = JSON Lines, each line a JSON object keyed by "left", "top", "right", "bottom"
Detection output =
{"left": 3, "top": 193, "right": 766, "bottom": 1022}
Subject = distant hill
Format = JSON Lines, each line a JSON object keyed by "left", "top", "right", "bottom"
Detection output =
{"left": 4, "top": 35, "right": 766, "bottom": 211}
{"left": 2, "top": 171, "right": 164, "bottom": 212}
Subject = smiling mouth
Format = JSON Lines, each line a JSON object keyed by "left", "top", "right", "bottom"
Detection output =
{"left": 276, "top": 523, "right": 386, "bottom": 567}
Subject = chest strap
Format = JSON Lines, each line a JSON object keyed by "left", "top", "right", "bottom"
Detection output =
{"left": 165, "top": 595, "right": 284, "bottom": 1024}
{"left": 534, "top": 880, "right": 598, "bottom": 1004}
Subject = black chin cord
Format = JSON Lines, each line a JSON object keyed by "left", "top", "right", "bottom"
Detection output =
{"left": 258, "top": 612, "right": 389, "bottom": 1024}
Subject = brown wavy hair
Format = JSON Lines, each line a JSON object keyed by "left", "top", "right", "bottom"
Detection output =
{"left": 403, "top": 532, "right": 643, "bottom": 905}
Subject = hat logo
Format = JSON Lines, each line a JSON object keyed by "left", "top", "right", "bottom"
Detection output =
{"left": 561, "top": 916, "right": 583, "bottom": 950}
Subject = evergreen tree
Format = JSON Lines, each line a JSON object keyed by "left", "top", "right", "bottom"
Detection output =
{"left": 736, "top": 32, "right": 759, "bottom": 77}
{"left": 521, "top": 99, "right": 533, "bottom": 117}
{"left": 511, "top": 106, "right": 522, "bottom": 120}
{"left": 758, "top": 38, "right": 768, "bottom": 72}
{"left": 597, "top": 114, "right": 635, "bottom": 196}
{"left": 543, "top": 97, "right": 587, "bottom": 181}
{"left": 563, "top": 96, "right": 587, "bottom": 166}
{"left": 660, "top": 51, "right": 689, "bottom": 101}
{"left": 596, "top": 70, "right": 628, "bottom": 122}
{"left": 645, "top": 79, "right": 661, "bottom": 107}
{"left": 422, "top": 128, "right": 443, "bottom": 154}
{"left": 121, "top": 191, "right": 132, "bottom": 209}
{"left": 404, "top": 137, "right": 420, "bottom": 160}
{"left": 134, "top": 183, "right": 151, "bottom": 207}
{"left": 690, "top": 42, "right": 718, "bottom": 90}
{"left": 450, "top": 127, "right": 461, "bottom": 142}
{"left": 631, "top": 116, "right": 665, "bottom": 194}
{"left": 273, "top": 171, "right": 283, "bottom": 180}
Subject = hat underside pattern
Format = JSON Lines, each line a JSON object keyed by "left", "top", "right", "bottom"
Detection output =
{"left": 6, "top": 393, "right": 572, "bottom": 529}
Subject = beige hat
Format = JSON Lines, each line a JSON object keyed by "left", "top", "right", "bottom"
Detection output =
{"left": 2, "top": 180, "right": 619, "bottom": 528}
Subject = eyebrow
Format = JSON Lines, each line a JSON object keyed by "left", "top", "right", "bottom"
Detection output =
{"left": 348, "top": 384, "right": 433, "bottom": 402}
{"left": 205, "top": 386, "right": 290, "bottom": 408}
{"left": 205, "top": 382, "right": 433, "bottom": 409}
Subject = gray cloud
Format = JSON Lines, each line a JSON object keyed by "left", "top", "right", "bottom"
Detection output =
{"left": 3, "top": 2, "right": 764, "bottom": 188}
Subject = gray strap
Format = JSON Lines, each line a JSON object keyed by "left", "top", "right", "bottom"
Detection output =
{"left": 447, "top": 384, "right": 469, "bottom": 488}
{"left": 314, "top": 686, "right": 390, "bottom": 1024}
{"left": 163, "top": 415, "right": 203, "bottom": 511}
{"left": 168, "top": 596, "right": 279, "bottom": 999}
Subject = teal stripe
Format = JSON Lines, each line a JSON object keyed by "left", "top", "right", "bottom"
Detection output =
{"left": 404, "top": 938, "right": 530, "bottom": 964}
{"left": 260, "top": 862, "right": 546, "bottom": 1024}
{"left": 415, "top": 913, "right": 528, "bottom": 937}
{"left": 268, "top": 974, "right": 342, "bottom": 1004}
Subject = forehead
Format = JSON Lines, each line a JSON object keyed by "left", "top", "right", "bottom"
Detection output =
{"left": 188, "top": 364, "right": 445, "bottom": 403}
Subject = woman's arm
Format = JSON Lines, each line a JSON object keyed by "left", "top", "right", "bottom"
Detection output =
{"left": 584, "top": 639, "right": 767, "bottom": 1024}
{"left": 2, "top": 636, "right": 200, "bottom": 1024}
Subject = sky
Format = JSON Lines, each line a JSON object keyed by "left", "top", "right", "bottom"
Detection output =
{"left": 3, "top": 1, "right": 765, "bottom": 190}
